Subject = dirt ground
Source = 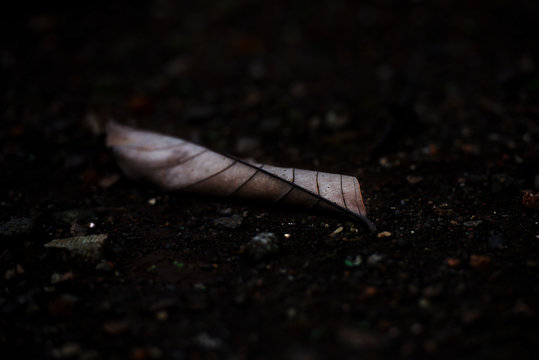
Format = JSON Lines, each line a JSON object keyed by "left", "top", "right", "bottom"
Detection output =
{"left": 1, "top": 1, "right": 539, "bottom": 359}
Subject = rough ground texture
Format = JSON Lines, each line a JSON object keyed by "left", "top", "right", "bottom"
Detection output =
{"left": 1, "top": 1, "right": 538, "bottom": 359}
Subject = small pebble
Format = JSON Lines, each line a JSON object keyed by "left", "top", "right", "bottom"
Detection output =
{"left": 446, "top": 257, "right": 461, "bottom": 267}
{"left": 406, "top": 175, "right": 424, "bottom": 185}
{"left": 51, "top": 271, "right": 74, "bottom": 284}
{"left": 0, "top": 217, "right": 34, "bottom": 237}
{"left": 102, "top": 321, "right": 130, "bottom": 335}
{"left": 243, "top": 232, "right": 279, "bottom": 261}
{"left": 330, "top": 226, "right": 343, "bottom": 237}
{"left": 52, "top": 343, "right": 81, "bottom": 358}
{"left": 155, "top": 310, "right": 168, "bottom": 321}
{"left": 367, "top": 253, "right": 384, "bottom": 265}
{"left": 98, "top": 173, "right": 120, "bottom": 188}
{"left": 219, "top": 208, "right": 233, "bottom": 216}
{"left": 325, "top": 111, "right": 348, "bottom": 130}
{"left": 463, "top": 220, "right": 482, "bottom": 227}
{"left": 196, "top": 332, "right": 222, "bottom": 350}
{"left": 377, "top": 231, "right": 392, "bottom": 238}
{"left": 4, "top": 269, "right": 16, "bottom": 280}
{"left": 469, "top": 254, "right": 491, "bottom": 268}
{"left": 213, "top": 214, "right": 243, "bottom": 229}
{"left": 95, "top": 260, "right": 113, "bottom": 272}
{"left": 378, "top": 157, "right": 392, "bottom": 168}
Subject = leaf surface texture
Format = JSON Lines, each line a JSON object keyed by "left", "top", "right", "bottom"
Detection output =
{"left": 107, "top": 122, "right": 375, "bottom": 231}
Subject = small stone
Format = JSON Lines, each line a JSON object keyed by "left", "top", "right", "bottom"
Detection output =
{"left": 406, "top": 175, "right": 424, "bottom": 185}
{"left": 16, "top": 264, "right": 24, "bottom": 274}
{"left": 95, "top": 260, "right": 113, "bottom": 272}
{"left": 446, "top": 257, "right": 461, "bottom": 267}
{"left": 52, "top": 343, "right": 81, "bottom": 358}
{"left": 0, "top": 217, "right": 34, "bottom": 237}
{"left": 102, "top": 321, "right": 130, "bottom": 335}
{"left": 463, "top": 220, "right": 482, "bottom": 227}
{"left": 98, "top": 173, "right": 120, "bottom": 188}
{"left": 4, "top": 269, "right": 16, "bottom": 280}
{"left": 219, "top": 208, "right": 233, "bottom": 216}
{"left": 361, "top": 286, "right": 377, "bottom": 298}
{"left": 148, "top": 198, "right": 157, "bottom": 205}
{"left": 155, "top": 310, "right": 168, "bottom": 321}
{"left": 469, "top": 254, "right": 491, "bottom": 268}
{"left": 461, "top": 309, "right": 482, "bottom": 324}
{"left": 196, "top": 332, "right": 223, "bottom": 350}
{"left": 418, "top": 298, "right": 430, "bottom": 309}
{"left": 286, "top": 307, "right": 297, "bottom": 319}
{"left": 325, "top": 111, "right": 348, "bottom": 130}
{"left": 51, "top": 271, "right": 74, "bottom": 284}
{"left": 423, "top": 285, "right": 442, "bottom": 298}
{"left": 243, "top": 232, "right": 279, "bottom": 261}
{"left": 377, "top": 231, "right": 392, "bottom": 238}
{"left": 367, "top": 253, "right": 384, "bottom": 265}
{"left": 330, "top": 226, "right": 343, "bottom": 237}
{"left": 213, "top": 214, "right": 243, "bottom": 229}
{"left": 378, "top": 157, "right": 392, "bottom": 168}
{"left": 44, "top": 234, "right": 108, "bottom": 262}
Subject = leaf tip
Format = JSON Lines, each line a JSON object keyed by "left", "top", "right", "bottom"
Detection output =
{"left": 359, "top": 214, "right": 377, "bottom": 233}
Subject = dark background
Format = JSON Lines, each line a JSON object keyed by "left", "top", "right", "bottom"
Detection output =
{"left": 1, "top": 1, "right": 538, "bottom": 359}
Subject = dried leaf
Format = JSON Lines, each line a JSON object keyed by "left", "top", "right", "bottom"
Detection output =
{"left": 106, "top": 122, "right": 376, "bottom": 232}
{"left": 44, "top": 234, "right": 108, "bottom": 261}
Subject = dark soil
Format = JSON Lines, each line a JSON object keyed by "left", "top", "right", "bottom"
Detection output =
{"left": 2, "top": 1, "right": 539, "bottom": 359}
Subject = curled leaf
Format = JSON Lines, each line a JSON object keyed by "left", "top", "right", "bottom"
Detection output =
{"left": 106, "top": 122, "right": 376, "bottom": 232}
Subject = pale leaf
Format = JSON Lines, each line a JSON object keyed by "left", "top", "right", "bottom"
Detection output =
{"left": 106, "top": 122, "right": 376, "bottom": 232}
